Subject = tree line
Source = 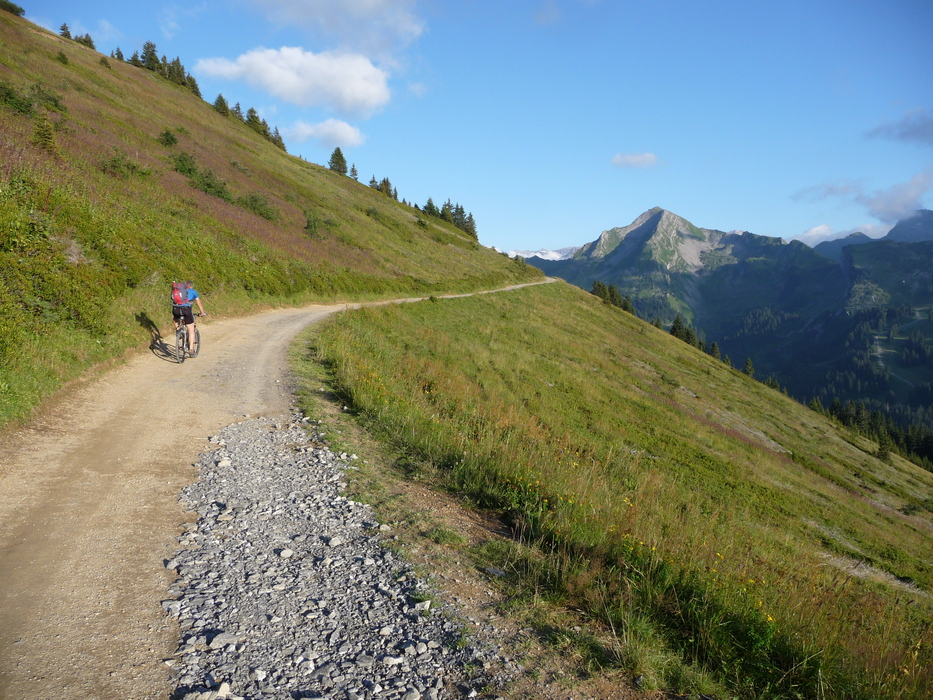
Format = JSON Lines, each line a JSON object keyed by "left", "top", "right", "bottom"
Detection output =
{"left": 327, "top": 147, "right": 478, "bottom": 239}
{"left": 0, "top": 0, "right": 23, "bottom": 17}
{"left": 54, "top": 24, "right": 287, "bottom": 152}
{"left": 809, "top": 396, "right": 933, "bottom": 473}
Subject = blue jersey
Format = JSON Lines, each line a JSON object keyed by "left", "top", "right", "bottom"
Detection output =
{"left": 177, "top": 287, "right": 199, "bottom": 307}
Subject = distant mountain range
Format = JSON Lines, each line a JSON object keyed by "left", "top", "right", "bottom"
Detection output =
{"left": 813, "top": 210, "right": 933, "bottom": 261}
{"left": 528, "top": 207, "right": 933, "bottom": 417}
{"left": 506, "top": 246, "right": 580, "bottom": 261}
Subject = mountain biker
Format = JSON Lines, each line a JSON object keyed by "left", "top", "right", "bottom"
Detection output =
{"left": 172, "top": 281, "right": 206, "bottom": 354}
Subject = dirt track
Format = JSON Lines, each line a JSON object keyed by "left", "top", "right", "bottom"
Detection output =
{"left": 0, "top": 281, "right": 557, "bottom": 700}
{"left": 0, "top": 303, "right": 340, "bottom": 700}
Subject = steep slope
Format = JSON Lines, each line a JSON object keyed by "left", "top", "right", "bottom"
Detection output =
{"left": 883, "top": 208, "right": 933, "bottom": 243}
{"left": 309, "top": 281, "right": 933, "bottom": 699}
{"left": 0, "top": 12, "right": 539, "bottom": 424}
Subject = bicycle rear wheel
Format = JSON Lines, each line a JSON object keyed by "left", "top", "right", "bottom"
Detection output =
{"left": 190, "top": 326, "right": 201, "bottom": 358}
{"left": 176, "top": 328, "right": 186, "bottom": 363}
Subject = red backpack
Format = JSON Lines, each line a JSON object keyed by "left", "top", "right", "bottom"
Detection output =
{"left": 171, "top": 281, "right": 189, "bottom": 305}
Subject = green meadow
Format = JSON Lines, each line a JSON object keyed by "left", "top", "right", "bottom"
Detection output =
{"left": 307, "top": 281, "right": 933, "bottom": 699}
{"left": 0, "top": 12, "right": 538, "bottom": 424}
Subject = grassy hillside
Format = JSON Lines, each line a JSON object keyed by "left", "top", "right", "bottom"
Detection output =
{"left": 306, "top": 281, "right": 933, "bottom": 699}
{"left": 0, "top": 13, "right": 539, "bottom": 424}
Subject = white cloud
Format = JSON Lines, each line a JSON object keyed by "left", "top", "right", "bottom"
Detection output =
{"left": 794, "top": 170, "right": 931, "bottom": 225}
{"left": 286, "top": 118, "right": 365, "bottom": 147}
{"left": 867, "top": 108, "right": 933, "bottom": 146}
{"left": 795, "top": 224, "right": 836, "bottom": 246}
{"left": 791, "top": 222, "right": 892, "bottom": 246}
{"left": 858, "top": 170, "right": 932, "bottom": 223}
{"left": 196, "top": 47, "right": 390, "bottom": 117}
{"left": 612, "top": 152, "right": 658, "bottom": 168}
{"left": 245, "top": 0, "right": 424, "bottom": 60}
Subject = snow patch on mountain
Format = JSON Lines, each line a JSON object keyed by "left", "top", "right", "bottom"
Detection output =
{"left": 502, "top": 246, "right": 579, "bottom": 261}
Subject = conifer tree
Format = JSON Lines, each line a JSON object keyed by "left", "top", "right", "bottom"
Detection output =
{"left": 591, "top": 281, "right": 609, "bottom": 302}
{"left": 213, "top": 94, "right": 230, "bottom": 116}
{"left": 74, "top": 33, "right": 95, "bottom": 49}
{"left": 245, "top": 107, "right": 263, "bottom": 133}
{"left": 670, "top": 315, "right": 686, "bottom": 340}
{"left": 141, "top": 41, "right": 160, "bottom": 71}
{"left": 328, "top": 147, "right": 348, "bottom": 175}
{"left": 607, "top": 284, "right": 624, "bottom": 308}
{"left": 187, "top": 73, "right": 200, "bottom": 98}
{"left": 112, "top": 47, "right": 124, "bottom": 61}
{"left": 32, "top": 112, "right": 59, "bottom": 156}
{"left": 683, "top": 326, "right": 698, "bottom": 347}
{"left": 464, "top": 213, "right": 477, "bottom": 238}
{"left": 349, "top": 164, "right": 358, "bottom": 180}
{"left": 0, "top": 0, "right": 24, "bottom": 16}
{"left": 168, "top": 57, "right": 185, "bottom": 84}
{"left": 59, "top": 23, "right": 71, "bottom": 39}
{"left": 709, "top": 341, "right": 721, "bottom": 360}
{"left": 743, "top": 357, "right": 755, "bottom": 378}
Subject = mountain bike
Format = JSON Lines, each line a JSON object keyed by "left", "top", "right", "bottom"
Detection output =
{"left": 175, "top": 314, "right": 202, "bottom": 363}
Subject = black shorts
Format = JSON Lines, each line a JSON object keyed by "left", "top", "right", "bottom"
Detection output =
{"left": 173, "top": 305, "right": 195, "bottom": 325}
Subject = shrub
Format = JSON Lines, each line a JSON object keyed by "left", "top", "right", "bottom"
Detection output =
{"left": 55, "top": 51, "right": 68, "bottom": 65}
{"left": 171, "top": 151, "right": 198, "bottom": 177}
{"left": 157, "top": 129, "right": 177, "bottom": 147}
{"left": 237, "top": 193, "right": 278, "bottom": 221}
{"left": 101, "top": 150, "right": 150, "bottom": 178}
{"left": 191, "top": 168, "right": 232, "bottom": 202}
{"left": 0, "top": 82, "right": 32, "bottom": 115}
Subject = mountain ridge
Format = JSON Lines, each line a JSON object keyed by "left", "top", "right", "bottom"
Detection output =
{"left": 528, "top": 206, "right": 933, "bottom": 420}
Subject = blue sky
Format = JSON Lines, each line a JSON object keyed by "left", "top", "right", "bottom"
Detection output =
{"left": 28, "top": 0, "right": 933, "bottom": 252}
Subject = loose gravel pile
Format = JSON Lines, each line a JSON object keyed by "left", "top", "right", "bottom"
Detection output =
{"left": 164, "top": 414, "right": 512, "bottom": 700}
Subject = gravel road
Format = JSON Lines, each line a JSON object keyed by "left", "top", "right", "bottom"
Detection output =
{"left": 0, "top": 283, "right": 565, "bottom": 700}
{"left": 0, "top": 303, "right": 336, "bottom": 699}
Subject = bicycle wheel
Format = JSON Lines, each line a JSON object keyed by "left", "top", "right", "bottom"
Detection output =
{"left": 190, "top": 326, "right": 201, "bottom": 358}
{"left": 176, "top": 328, "right": 186, "bottom": 363}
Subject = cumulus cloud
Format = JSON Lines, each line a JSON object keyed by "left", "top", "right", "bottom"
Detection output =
{"left": 286, "top": 118, "right": 364, "bottom": 147}
{"left": 196, "top": 47, "right": 390, "bottom": 117}
{"left": 245, "top": 0, "right": 423, "bottom": 60}
{"left": 867, "top": 108, "right": 933, "bottom": 146}
{"left": 794, "top": 170, "right": 931, "bottom": 224}
{"left": 611, "top": 152, "right": 658, "bottom": 168}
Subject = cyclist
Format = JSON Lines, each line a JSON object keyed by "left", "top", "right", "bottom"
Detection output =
{"left": 172, "top": 281, "right": 206, "bottom": 354}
